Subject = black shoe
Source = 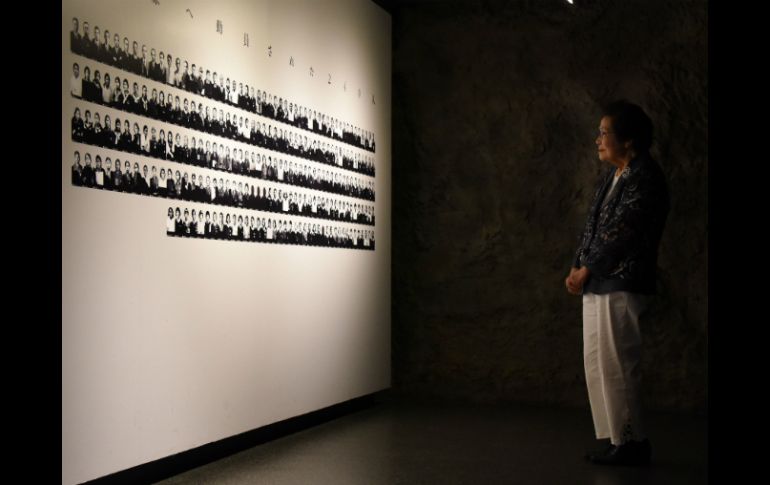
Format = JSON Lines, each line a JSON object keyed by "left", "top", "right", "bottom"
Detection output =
{"left": 584, "top": 442, "right": 615, "bottom": 462}
{"left": 588, "top": 439, "right": 651, "bottom": 466}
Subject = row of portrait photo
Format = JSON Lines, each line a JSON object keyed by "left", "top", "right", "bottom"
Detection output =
{"left": 166, "top": 206, "right": 375, "bottom": 251}
{"left": 70, "top": 150, "right": 376, "bottom": 226}
{"left": 70, "top": 62, "right": 376, "bottom": 178}
{"left": 70, "top": 105, "right": 376, "bottom": 202}
{"left": 70, "top": 17, "right": 376, "bottom": 154}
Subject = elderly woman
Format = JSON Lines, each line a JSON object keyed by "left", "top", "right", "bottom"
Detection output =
{"left": 566, "top": 100, "right": 669, "bottom": 466}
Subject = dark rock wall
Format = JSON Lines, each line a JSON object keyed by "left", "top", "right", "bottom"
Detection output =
{"left": 390, "top": 0, "right": 707, "bottom": 413}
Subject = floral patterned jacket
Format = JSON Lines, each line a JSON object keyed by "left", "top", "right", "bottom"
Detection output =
{"left": 573, "top": 153, "right": 669, "bottom": 295}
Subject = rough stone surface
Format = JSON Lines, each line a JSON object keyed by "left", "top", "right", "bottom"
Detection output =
{"left": 390, "top": 0, "right": 707, "bottom": 413}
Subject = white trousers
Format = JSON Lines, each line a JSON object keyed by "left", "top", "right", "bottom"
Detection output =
{"left": 583, "top": 291, "right": 649, "bottom": 445}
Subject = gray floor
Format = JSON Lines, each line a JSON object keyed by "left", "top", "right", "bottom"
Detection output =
{"left": 155, "top": 395, "right": 707, "bottom": 485}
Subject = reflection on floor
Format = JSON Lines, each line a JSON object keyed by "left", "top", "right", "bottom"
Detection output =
{"left": 155, "top": 394, "right": 707, "bottom": 485}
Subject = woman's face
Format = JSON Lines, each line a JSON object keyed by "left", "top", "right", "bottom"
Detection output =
{"left": 596, "top": 116, "right": 632, "bottom": 165}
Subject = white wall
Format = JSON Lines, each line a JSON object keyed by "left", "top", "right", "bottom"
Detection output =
{"left": 61, "top": 1, "right": 391, "bottom": 483}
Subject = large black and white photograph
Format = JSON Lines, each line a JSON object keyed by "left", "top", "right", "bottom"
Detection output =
{"left": 67, "top": 8, "right": 380, "bottom": 256}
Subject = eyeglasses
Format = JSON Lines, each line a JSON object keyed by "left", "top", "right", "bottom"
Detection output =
{"left": 597, "top": 130, "right": 615, "bottom": 139}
